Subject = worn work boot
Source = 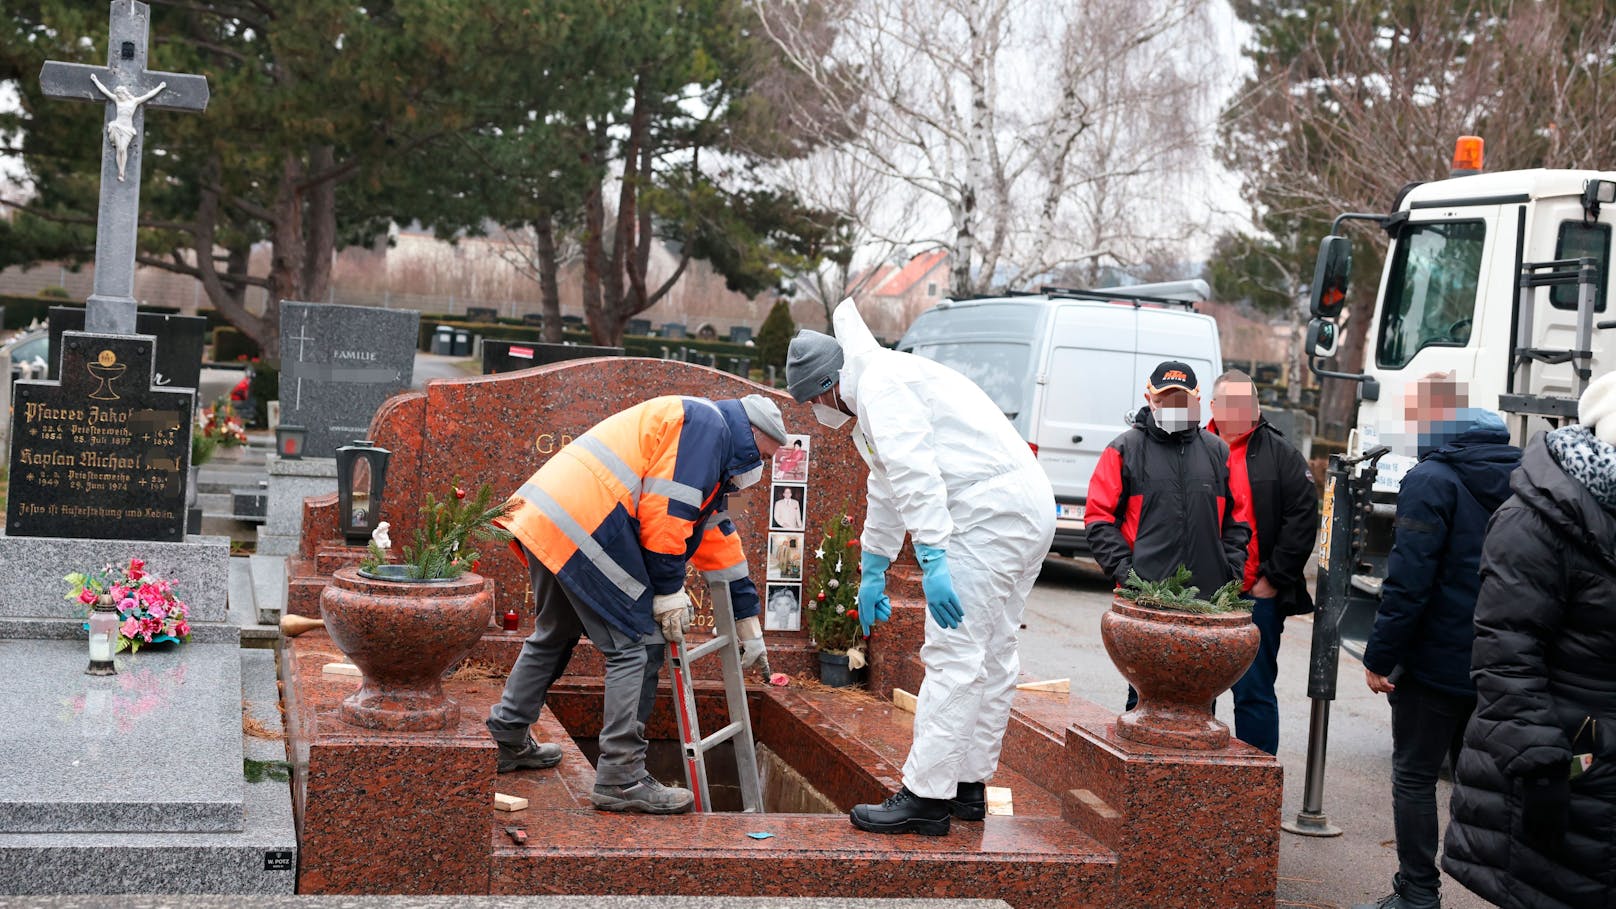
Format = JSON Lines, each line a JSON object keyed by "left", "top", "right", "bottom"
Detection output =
{"left": 495, "top": 735, "right": 563, "bottom": 773}
{"left": 950, "top": 781, "right": 987, "bottom": 821}
{"left": 850, "top": 787, "right": 952, "bottom": 836}
{"left": 1351, "top": 874, "right": 1441, "bottom": 909}
{"left": 591, "top": 775, "right": 694, "bottom": 815}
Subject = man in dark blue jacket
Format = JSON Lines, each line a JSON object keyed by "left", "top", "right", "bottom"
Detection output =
{"left": 1354, "top": 374, "right": 1521, "bottom": 909}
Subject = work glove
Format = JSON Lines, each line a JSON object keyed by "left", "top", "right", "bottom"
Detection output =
{"left": 914, "top": 544, "right": 963, "bottom": 629}
{"left": 857, "top": 551, "right": 893, "bottom": 636}
{"left": 1518, "top": 770, "right": 1571, "bottom": 851}
{"left": 736, "top": 615, "right": 766, "bottom": 668}
{"left": 652, "top": 590, "right": 692, "bottom": 643}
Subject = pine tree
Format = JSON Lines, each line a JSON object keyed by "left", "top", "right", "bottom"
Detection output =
{"left": 806, "top": 508, "right": 861, "bottom": 653}
{"left": 754, "top": 299, "right": 797, "bottom": 371}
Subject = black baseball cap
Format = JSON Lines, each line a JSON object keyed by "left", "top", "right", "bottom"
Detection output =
{"left": 1147, "top": 360, "right": 1199, "bottom": 396}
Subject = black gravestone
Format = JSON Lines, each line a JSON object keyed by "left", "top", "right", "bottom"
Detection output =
{"left": 8, "top": 332, "right": 192, "bottom": 541}
{"left": 47, "top": 307, "right": 207, "bottom": 391}
{"left": 521, "top": 313, "right": 545, "bottom": 326}
{"left": 627, "top": 319, "right": 652, "bottom": 336}
{"left": 465, "top": 307, "right": 499, "bottom": 323}
{"left": 481, "top": 340, "right": 624, "bottom": 375}
{"left": 660, "top": 323, "right": 687, "bottom": 339}
{"left": 728, "top": 325, "right": 754, "bottom": 344}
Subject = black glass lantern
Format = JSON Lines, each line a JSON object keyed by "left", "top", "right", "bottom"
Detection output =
{"left": 335, "top": 439, "right": 391, "bottom": 546}
{"left": 275, "top": 425, "right": 307, "bottom": 460}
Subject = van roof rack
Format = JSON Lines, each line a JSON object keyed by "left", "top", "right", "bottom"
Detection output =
{"left": 1036, "top": 285, "right": 1200, "bottom": 310}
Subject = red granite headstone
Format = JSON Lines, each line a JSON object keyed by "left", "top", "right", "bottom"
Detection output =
{"left": 295, "top": 358, "right": 872, "bottom": 657}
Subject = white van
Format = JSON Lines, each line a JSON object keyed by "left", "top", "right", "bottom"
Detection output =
{"left": 897, "top": 280, "right": 1224, "bottom": 557}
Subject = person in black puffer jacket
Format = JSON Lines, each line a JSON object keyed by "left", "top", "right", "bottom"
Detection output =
{"left": 1443, "top": 374, "right": 1616, "bottom": 909}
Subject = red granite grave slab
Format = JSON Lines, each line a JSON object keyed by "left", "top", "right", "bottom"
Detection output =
{"left": 489, "top": 810, "right": 1114, "bottom": 908}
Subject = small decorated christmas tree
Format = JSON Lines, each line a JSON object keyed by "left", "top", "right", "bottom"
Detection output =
{"left": 807, "top": 508, "right": 862, "bottom": 654}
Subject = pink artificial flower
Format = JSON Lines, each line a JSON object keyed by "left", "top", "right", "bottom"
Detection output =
{"left": 175, "top": 621, "right": 191, "bottom": 638}
{"left": 77, "top": 588, "right": 96, "bottom": 605}
{"left": 120, "top": 617, "right": 140, "bottom": 639}
{"left": 118, "top": 598, "right": 137, "bottom": 614}
{"left": 109, "top": 584, "right": 128, "bottom": 600}
{"left": 149, "top": 605, "right": 168, "bottom": 621}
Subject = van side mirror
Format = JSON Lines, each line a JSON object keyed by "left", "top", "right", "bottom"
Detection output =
{"left": 1309, "top": 235, "right": 1352, "bottom": 319}
{"left": 1306, "top": 318, "right": 1339, "bottom": 358}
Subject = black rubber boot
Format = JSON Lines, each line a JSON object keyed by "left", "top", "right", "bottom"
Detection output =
{"left": 950, "top": 781, "right": 987, "bottom": 820}
{"left": 849, "top": 787, "right": 952, "bottom": 836}
{"left": 494, "top": 735, "right": 563, "bottom": 773}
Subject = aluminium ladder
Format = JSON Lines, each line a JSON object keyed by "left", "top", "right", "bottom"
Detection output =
{"left": 665, "top": 572, "right": 763, "bottom": 813}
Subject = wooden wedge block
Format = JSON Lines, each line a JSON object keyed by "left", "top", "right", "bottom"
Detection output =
{"left": 1014, "top": 677, "right": 1070, "bottom": 693}
{"left": 320, "top": 662, "right": 361, "bottom": 678}
{"left": 494, "top": 792, "right": 529, "bottom": 812}
{"left": 892, "top": 688, "right": 918, "bottom": 714}
{"left": 280, "top": 614, "right": 325, "bottom": 637}
{"left": 986, "top": 786, "right": 1014, "bottom": 816}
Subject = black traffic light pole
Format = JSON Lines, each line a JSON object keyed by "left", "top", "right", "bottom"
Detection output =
{"left": 1283, "top": 445, "right": 1389, "bottom": 838}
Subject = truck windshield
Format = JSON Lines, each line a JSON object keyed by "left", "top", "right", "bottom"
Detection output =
{"left": 1376, "top": 220, "right": 1486, "bottom": 369}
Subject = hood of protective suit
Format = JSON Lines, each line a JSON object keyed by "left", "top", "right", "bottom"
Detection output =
{"left": 831, "top": 298, "right": 883, "bottom": 408}
{"left": 713, "top": 398, "right": 764, "bottom": 484}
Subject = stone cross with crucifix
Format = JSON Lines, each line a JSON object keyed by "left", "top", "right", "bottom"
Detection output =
{"left": 38, "top": 0, "right": 208, "bottom": 335}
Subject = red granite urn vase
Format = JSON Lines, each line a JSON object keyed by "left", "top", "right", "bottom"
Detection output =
{"left": 1100, "top": 595, "right": 1260, "bottom": 750}
{"left": 319, "top": 566, "right": 493, "bottom": 732}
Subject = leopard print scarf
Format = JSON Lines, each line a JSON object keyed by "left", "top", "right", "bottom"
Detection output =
{"left": 1546, "top": 424, "right": 1616, "bottom": 513}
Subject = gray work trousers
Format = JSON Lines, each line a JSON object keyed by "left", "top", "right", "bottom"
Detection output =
{"left": 485, "top": 549, "right": 665, "bottom": 787}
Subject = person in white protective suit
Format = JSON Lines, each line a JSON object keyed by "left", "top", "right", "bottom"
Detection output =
{"left": 785, "top": 299, "right": 1056, "bottom": 836}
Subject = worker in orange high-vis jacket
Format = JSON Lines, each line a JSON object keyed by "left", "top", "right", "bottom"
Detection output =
{"left": 486, "top": 394, "right": 787, "bottom": 815}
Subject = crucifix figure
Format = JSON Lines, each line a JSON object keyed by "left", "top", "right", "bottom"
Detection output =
{"left": 89, "top": 73, "right": 167, "bottom": 182}
{"left": 37, "top": 0, "right": 208, "bottom": 335}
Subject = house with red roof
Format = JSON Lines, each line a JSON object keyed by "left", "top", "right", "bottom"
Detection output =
{"left": 847, "top": 249, "right": 951, "bottom": 339}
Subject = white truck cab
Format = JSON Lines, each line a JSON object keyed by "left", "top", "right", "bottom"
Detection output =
{"left": 1304, "top": 139, "right": 1613, "bottom": 637}
{"left": 898, "top": 280, "right": 1223, "bottom": 557}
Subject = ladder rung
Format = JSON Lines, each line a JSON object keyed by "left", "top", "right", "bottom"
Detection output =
{"left": 698, "top": 721, "right": 744, "bottom": 753}
{"left": 683, "top": 635, "right": 731, "bottom": 662}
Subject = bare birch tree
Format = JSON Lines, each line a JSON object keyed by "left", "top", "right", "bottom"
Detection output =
{"left": 756, "top": 0, "right": 1217, "bottom": 295}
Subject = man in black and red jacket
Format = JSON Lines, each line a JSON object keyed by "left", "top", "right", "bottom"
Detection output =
{"left": 1086, "top": 360, "right": 1250, "bottom": 599}
{"left": 1208, "top": 369, "right": 1318, "bottom": 755}
{"left": 1087, "top": 361, "right": 1250, "bottom": 714}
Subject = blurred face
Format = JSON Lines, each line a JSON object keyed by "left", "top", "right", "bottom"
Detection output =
{"left": 1148, "top": 387, "right": 1192, "bottom": 409}
{"left": 1147, "top": 386, "right": 1200, "bottom": 431}
{"left": 752, "top": 428, "right": 782, "bottom": 459}
{"left": 1211, "top": 380, "right": 1260, "bottom": 436}
{"left": 1403, "top": 378, "right": 1464, "bottom": 435}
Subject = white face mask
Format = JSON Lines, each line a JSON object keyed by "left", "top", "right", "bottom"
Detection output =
{"left": 812, "top": 403, "right": 851, "bottom": 430}
{"left": 1154, "top": 406, "right": 1197, "bottom": 434}
{"left": 731, "top": 464, "right": 764, "bottom": 489}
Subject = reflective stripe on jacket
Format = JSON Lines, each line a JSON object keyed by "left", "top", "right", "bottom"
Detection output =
{"left": 497, "top": 395, "right": 762, "bottom": 638}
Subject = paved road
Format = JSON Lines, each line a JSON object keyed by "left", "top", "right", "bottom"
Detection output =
{"left": 1020, "top": 556, "right": 1490, "bottom": 909}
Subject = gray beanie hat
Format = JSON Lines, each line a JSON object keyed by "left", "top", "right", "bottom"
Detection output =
{"left": 738, "top": 394, "right": 788, "bottom": 445}
{"left": 785, "top": 329, "right": 845, "bottom": 403}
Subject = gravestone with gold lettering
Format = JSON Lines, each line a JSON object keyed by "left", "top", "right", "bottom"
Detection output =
{"left": 6, "top": 333, "right": 191, "bottom": 541}
{"left": 278, "top": 302, "right": 418, "bottom": 459}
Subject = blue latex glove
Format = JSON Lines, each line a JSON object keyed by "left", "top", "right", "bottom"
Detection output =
{"left": 914, "top": 544, "right": 963, "bottom": 629}
{"left": 857, "top": 551, "right": 893, "bottom": 636}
